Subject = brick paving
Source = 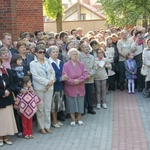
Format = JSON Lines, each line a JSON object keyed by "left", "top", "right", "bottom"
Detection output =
{"left": 1, "top": 92, "right": 113, "bottom": 150}
{"left": 112, "top": 90, "right": 148, "bottom": 150}
{"left": 1, "top": 90, "right": 150, "bottom": 150}
{"left": 136, "top": 92, "right": 150, "bottom": 149}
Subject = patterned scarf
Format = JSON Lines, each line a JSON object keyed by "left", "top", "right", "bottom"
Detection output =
{"left": 13, "top": 66, "right": 24, "bottom": 78}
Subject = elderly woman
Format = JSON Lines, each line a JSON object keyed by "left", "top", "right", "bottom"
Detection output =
{"left": 0, "top": 47, "right": 11, "bottom": 69}
{"left": 62, "top": 48, "right": 88, "bottom": 126}
{"left": 0, "top": 57, "right": 18, "bottom": 146}
{"left": 47, "top": 46, "right": 68, "bottom": 128}
{"left": 30, "top": 44, "right": 55, "bottom": 134}
{"left": 142, "top": 39, "right": 150, "bottom": 86}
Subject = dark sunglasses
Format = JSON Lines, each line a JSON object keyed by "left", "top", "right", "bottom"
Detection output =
{"left": 38, "top": 51, "right": 46, "bottom": 54}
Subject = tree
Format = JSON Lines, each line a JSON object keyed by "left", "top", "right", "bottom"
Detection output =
{"left": 97, "top": 0, "right": 150, "bottom": 28}
{"left": 43, "top": 0, "right": 63, "bottom": 32}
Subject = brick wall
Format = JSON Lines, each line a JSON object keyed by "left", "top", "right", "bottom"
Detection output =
{"left": 0, "top": 0, "right": 43, "bottom": 40}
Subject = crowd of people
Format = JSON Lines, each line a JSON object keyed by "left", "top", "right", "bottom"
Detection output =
{"left": 0, "top": 25, "right": 150, "bottom": 146}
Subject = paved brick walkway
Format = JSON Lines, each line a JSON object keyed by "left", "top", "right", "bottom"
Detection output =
{"left": 1, "top": 92, "right": 113, "bottom": 150}
{"left": 1, "top": 90, "right": 150, "bottom": 150}
{"left": 136, "top": 92, "right": 150, "bottom": 149}
{"left": 112, "top": 90, "right": 148, "bottom": 150}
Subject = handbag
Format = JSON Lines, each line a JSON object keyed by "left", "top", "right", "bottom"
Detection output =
{"left": 141, "top": 65, "right": 148, "bottom": 76}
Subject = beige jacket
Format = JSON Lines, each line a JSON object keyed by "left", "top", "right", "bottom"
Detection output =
{"left": 30, "top": 57, "right": 55, "bottom": 91}
{"left": 143, "top": 48, "right": 150, "bottom": 82}
{"left": 78, "top": 52, "right": 96, "bottom": 83}
{"left": 94, "top": 57, "right": 111, "bottom": 81}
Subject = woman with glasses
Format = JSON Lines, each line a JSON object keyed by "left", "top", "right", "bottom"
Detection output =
{"left": 30, "top": 44, "right": 55, "bottom": 134}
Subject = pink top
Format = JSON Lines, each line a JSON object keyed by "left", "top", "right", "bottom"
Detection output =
{"left": 2, "top": 61, "right": 11, "bottom": 69}
{"left": 62, "top": 60, "right": 88, "bottom": 97}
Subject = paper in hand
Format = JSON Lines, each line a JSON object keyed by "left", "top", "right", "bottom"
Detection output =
{"left": 99, "top": 60, "right": 105, "bottom": 67}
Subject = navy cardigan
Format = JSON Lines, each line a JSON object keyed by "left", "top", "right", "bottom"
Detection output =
{"left": 51, "top": 61, "right": 64, "bottom": 92}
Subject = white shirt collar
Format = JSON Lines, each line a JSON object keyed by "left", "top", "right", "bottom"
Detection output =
{"left": 49, "top": 57, "right": 61, "bottom": 68}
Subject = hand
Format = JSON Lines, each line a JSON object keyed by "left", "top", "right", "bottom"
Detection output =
{"left": 74, "top": 79, "right": 79, "bottom": 85}
{"left": 20, "top": 88, "right": 29, "bottom": 94}
{"left": 87, "top": 75, "right": 91, "bottom": 79}
{"left": 27, "top": 71, "right": 31, "bottom": 76}
{"left": 46, "top": 80, "right": 54, "bottom": 90}
{"left": 5, "top": 90, "right": 10, "bottom": 97}
{"left": 29, "top": 86, "right": 34, "bottom": 93}
{"left": 62, "top": 74, "right": 69, "bottom": 81}
{"left": 2, "top": 90, "right": 10, "bottom": 98}
{"left": 104, "top": 63, "right": 109, "bottom": 68}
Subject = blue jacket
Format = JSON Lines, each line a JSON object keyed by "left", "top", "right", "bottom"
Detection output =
{"left": 124, "top": 59, "right": 137, "bottom": 80}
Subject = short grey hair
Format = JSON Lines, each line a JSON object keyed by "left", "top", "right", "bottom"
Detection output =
{"left": 47, "top": 45, "right": 59, "bottom": 55}
{"left": 0, "top": 47, "right": 9, "bottom": 56}
{"left": 67, "top": 48, "right": 79, "bottom": 58}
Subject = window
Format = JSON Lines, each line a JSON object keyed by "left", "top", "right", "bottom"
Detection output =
{"left": 81, "top": 13, "right": 86, "bottom": 20}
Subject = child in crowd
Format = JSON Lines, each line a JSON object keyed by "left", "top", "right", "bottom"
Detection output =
{"left": 94, "top": 48, "right": 112, "bottom": 109}
{"left": 124, "top": 52, "right": 137, "bottom": 94}
{"left": 11, "top": 54, "right": 33, "bottom": 137}
{"left": 14, "top": 76, "right": 41, "bottom": 139}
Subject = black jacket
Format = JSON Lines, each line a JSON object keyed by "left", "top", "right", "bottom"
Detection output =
{"left": 0, "top": 69, "right": 15, "bottom": 108}
{"left": 11, "top": 68, "right": 28, "bottom": 96}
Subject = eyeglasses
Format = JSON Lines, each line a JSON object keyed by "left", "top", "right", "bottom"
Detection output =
{"left": 38, "top": 51, "right": 46, "bottom": 54}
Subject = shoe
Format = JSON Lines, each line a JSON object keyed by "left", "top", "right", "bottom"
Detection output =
{"left": 96, "top": 103, "right": 101, "bottom": 109}
{"left": 24, "top": 135, "right": 29, "bottom": 139}
{"left": 45, "top": 129, "right": 52, "bottom": 134}
{"left": 57, "top": 122, "right": 63, "bottom": 126}
{"left": 39, "top": 129, "right": 46, "bottom": 134}
{"left": 87, "top": 110, "right": 96, "bottom": 115}
{"left": 70, "top": 121, "right": 75, "bottom": 126}
{"left": 29, "top": 135, "right": 34, "bottom": 139}
{"left": 128, "top": 91, "right": 131, "bottom": 94}
{"left": 78, "top": 120, "right": 84, "bottom": 125}
{"left": 52, "top": 123, "right": 60, "bottom": 128}
{"left": 17, "top": 132, "right": 23, "bottom": 138}
{"left": 0, "top": 140, "right": 3, "bottom": 147}
{"left": 3, "top": 139, "right": 12, "bottom": 145}
{"left": 132, "top": 92, "right": 135, "bottom": 94}
{"left": 101, "top": 103, "right": 107, "bottom": 109}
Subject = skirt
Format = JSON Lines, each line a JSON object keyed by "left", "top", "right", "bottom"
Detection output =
{"left": 0, "top": 105, "right": 18, "bottom": 136}
{"left": 51, "top": 91, "right": 65, "bottom": 112}
{"left": 65, "top": 95, "right": 84, "bottom": 114}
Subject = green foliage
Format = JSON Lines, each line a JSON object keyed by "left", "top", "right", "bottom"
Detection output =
{"left": 97, "top": 0, "right": 150, "bottom": 27}
{"left": 43, "top": 0, "right": 63, "bottom": 19}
